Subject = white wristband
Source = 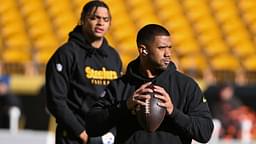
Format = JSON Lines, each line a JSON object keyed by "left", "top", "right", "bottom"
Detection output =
{"left": 102, "top": 132, "right": 115, "bottom": 144}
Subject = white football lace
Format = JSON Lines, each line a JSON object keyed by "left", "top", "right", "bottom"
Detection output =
{"left": 145, "top": 99, "right": 150, "bottom": 114}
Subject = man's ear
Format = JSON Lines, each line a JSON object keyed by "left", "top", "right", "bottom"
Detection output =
{"left": 139, "top": 44, "right": 148, "bottom": 56}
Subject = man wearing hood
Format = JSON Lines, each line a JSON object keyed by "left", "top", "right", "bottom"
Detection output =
{"left": 87, "top": 24, "right": 214, "bottom": 144}
{"left": 46, "top": 1, "right": 122, "bottom": 144}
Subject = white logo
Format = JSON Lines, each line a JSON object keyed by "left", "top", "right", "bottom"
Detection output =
{"left": 102, "top": 132, "right": 115, "bottom": 144}
{"left": 203, "top": 97, "right": 207, "bottom": 103}
{"left": 100, "top": 91, "right": 106, "bottom": 97}
{"left": 56, "top": 63, "right": 63, "bottom": 72}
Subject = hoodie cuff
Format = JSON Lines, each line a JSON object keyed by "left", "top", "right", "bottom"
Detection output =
{"left": 119, "top": 101, "right": 130, "bottom": 115}
{"left": 74, "top": 125, "right": 86, "bottom": 138}
{"left": 167, "top": 107, "right": 190, "bottom": 128}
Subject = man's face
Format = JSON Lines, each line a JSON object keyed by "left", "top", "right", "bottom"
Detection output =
{"left": 146, "top": 35, "right": 172, "bottom": 71}
{"left": 83, "top": 7, "right": 111, "bottom": 38}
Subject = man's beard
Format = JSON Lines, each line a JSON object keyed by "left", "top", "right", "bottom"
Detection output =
{"left": 148, "top": 58, "right": 168, "bottom": 73}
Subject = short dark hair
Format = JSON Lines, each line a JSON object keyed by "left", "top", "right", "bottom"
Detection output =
{"left": 136, "top": 24, "right": 170, "bottom": 46}
{"left": 80, "top": 0, "right": 111, "bottom": 24}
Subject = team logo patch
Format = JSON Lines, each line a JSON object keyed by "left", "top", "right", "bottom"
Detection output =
{"left": 100, "top": 91, "right": 106, "bottom": 97}
{"left": 203, "top": 97, "right": 207, "bottom": 103}
{"left": 56, "top": 63, "right": 63, "bottom": 72}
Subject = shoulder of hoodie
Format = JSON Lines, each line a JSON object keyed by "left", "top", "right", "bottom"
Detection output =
{"left": 174, "top": 70, "right": 200, "bottom": 89}
{"left": 56, "top": 41, "right": 82, "bottom": 56}
{"left": 106, "top": 72, "right": 201, "bottom": 95}
{"left": 104, "top": 43, "right": 121, "bottom": 58}
{"left": 50, "top": 41, "right": 87, "bottom": 60}
{"left": 46, "top": 42, "right": 78, "bottom": 67}
{"left": 54, "top": 40, "right": 120, "bottom": 58}
{"left": 106, "top": 74, "right": 131, "bottom": 92}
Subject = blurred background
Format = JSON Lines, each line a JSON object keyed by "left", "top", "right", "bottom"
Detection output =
{"left": 0, "top": 0, "right": 256, "bottom": 143}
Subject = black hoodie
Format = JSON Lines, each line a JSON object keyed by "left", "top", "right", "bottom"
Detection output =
{"left": 88, "top": 58, "right": 214, "bottom": 144}
{"left": 46, "top": 26, "right": 122, "bottom": 137}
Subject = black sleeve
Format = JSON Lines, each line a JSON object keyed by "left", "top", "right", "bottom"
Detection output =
{"left": 167, "top": 80, "right": 214, "bottom": 143}
{"left": 111, "top": 47, "right": 123, "bottom": 77}
{"left": 86, "top": 81, "right": 129, "bottom": 136}
{"left": 5, "top": 93, "right": 22, "bottom": 108}
{"left": 45, "top": 47, "right": 84, "bottom": 137}
{"left": 116, "top": 52, "right": 123, "bottom": 77}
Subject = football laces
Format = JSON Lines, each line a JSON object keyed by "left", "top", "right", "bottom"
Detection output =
{"left": 145, "top": 98, "right": 150, "bottom": 114}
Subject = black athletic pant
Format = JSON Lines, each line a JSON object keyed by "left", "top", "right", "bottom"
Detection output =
{"left": 55, "top": 124, "right": 102, "bottom": 144}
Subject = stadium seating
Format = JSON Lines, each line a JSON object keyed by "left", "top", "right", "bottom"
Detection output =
{"left": 210, "top": 54, "right": 240, "bottom": 84}
{"left": 243, "top": 55, "right": 256, "bottom": 85}
{"left": 1, "top": 1, "right": 256, "bottom": 143}
{"left": 179, "top": 54, "right": 208, "bottom": 79}
{"left": 0, "top": 0, "right": 256, "bottom": 86}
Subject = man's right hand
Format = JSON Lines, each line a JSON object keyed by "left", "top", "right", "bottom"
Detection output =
{"left": 127, "top": 82, "right": 153, "bottom": 110}
{"left": 79, "top": 130, "right": 88, "bottom": 144}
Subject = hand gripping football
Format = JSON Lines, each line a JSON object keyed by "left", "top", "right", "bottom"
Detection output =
{"left": 136, "top": 92, "right": 166, "bottom": 132}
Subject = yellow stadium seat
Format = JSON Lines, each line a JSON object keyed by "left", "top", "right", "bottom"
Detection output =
{"left": 238, "top": 1, "right": 256, "bottom": 25}
{"left": 226, "top": 33, "right": 249, "bottom": 47}
{"left": 126, "top": 0, "right": 145, "bottom": 8}
{"left": 36, "top": 49, "right": 56, "bottom": 62}
{"left": 154, "top": 0, "right": 186, "bottom": 27}
{"left": 46, "top": 0, "right": 74, "bottom": 16}
{"left": 34, "top": 35, "right": 58, "bottom": 51}
{"left": 45, "top": 0, "right": 76, "bottom": 42}
{"left": 28, "top": 22, "right": 53, "bottom": 37}
{"left": 211, "top": 54, "right": 240, "bottom": 71}
{"left": 119, "top": 53, "right": 137, "bottom": 70}
{"left": 175, "top": 40, "right": 201, "bottom": 56}
{"left": 153, "top": 0, "right": 181, "bottom": 10}
{"left": 210, "top": 54, "right": 240, "bottom": 84}
{"left": 2, "top": 49, "right": 31, "bottom": 75}
{"left": 117, "top": 39, "right": 137, "bottom": 56}
{"left": 232, "top": 42, "right": 256, "bottom": 58}
{"left": 179, "top": 54, "right": 207, "bottom": 79}
{"left": 171, "top": 26, "right": 194, "bottom": 42}
{"left": 204, "top": 41, "right": 230, "bottom": 57}
{"left": 243, "top": 55, "right": 256, "bottom": 84}
{"left": 4, "top": 34, "right": 31, "bottom": 50}
{"left": 111, "top": 26, "right": 136, "bottom": 43}
{"left": 182, "top": 0, "right": 211, "bottom": 21}
{"left": 105, "top": 33, "right": 116, "bottom": 47}
{"left": 157, "top": 8, "right": 183, "bottom": 23}
{"left": 53, "top": 13, "right": 77, "bottom": 28}
{"left": 125, "top": 0, "right": 160, "bottom": 28}
{"left": 197, "top": 30, "right": 221, "bottom": 45}
{"left": 244, "top": 55, "right": 256, "bottom": 71}
{"left": 19, "top": 0, "right": 44, "bottom": 17}
{"left": 0, "top": 9, "right": 16, "bottom": 23}
{"left": 35, "top": 49, "right": 56, "bottom": 75}
{"left": 25, "top": 11, "right": 51, "bottom": 26}
{"left": 0, "top": 36, "right": 3, "bottom": 50}
{"left": 172, "top": 29, "right": 200, "bottom": 56}
{"left": 0, "top": 0, "right": 16, "bottom": 13}
{"left": 2, "top": 49, "right": 30, "bottom": 63}
{"left": 0, "top": 0, "right": 255, "bottom": 80}
{"left": 221, "top": 19, "right": 243, "bottom": 34}
{"left": 210, "top": 0, "right": 237, "bottom": 13}
{"left": 1, "top": 22, "right": 26, "bottom": 38}
{"left": 72, "top": 0, "right": 89, "bottom": 17}
{"left": 106, "top": 0, "right": 137, "bottom": 45}
{"left": 193, "top": 18, "right": 219, "bottom": 34}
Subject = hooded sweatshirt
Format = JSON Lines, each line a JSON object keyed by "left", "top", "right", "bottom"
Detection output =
{"left": 88, "top": 58, "right": 214, "bottom": 144}
{"left": 46, "top": 25, "right": 122, "bottom": 137}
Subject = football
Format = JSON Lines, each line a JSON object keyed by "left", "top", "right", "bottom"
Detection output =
{"left": 136, "top": 92, "right": 166, "bottom": 132}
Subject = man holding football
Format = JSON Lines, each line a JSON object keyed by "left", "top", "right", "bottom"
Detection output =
{"left": 87, "top": 24, "right": 214, "bottom": 144}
